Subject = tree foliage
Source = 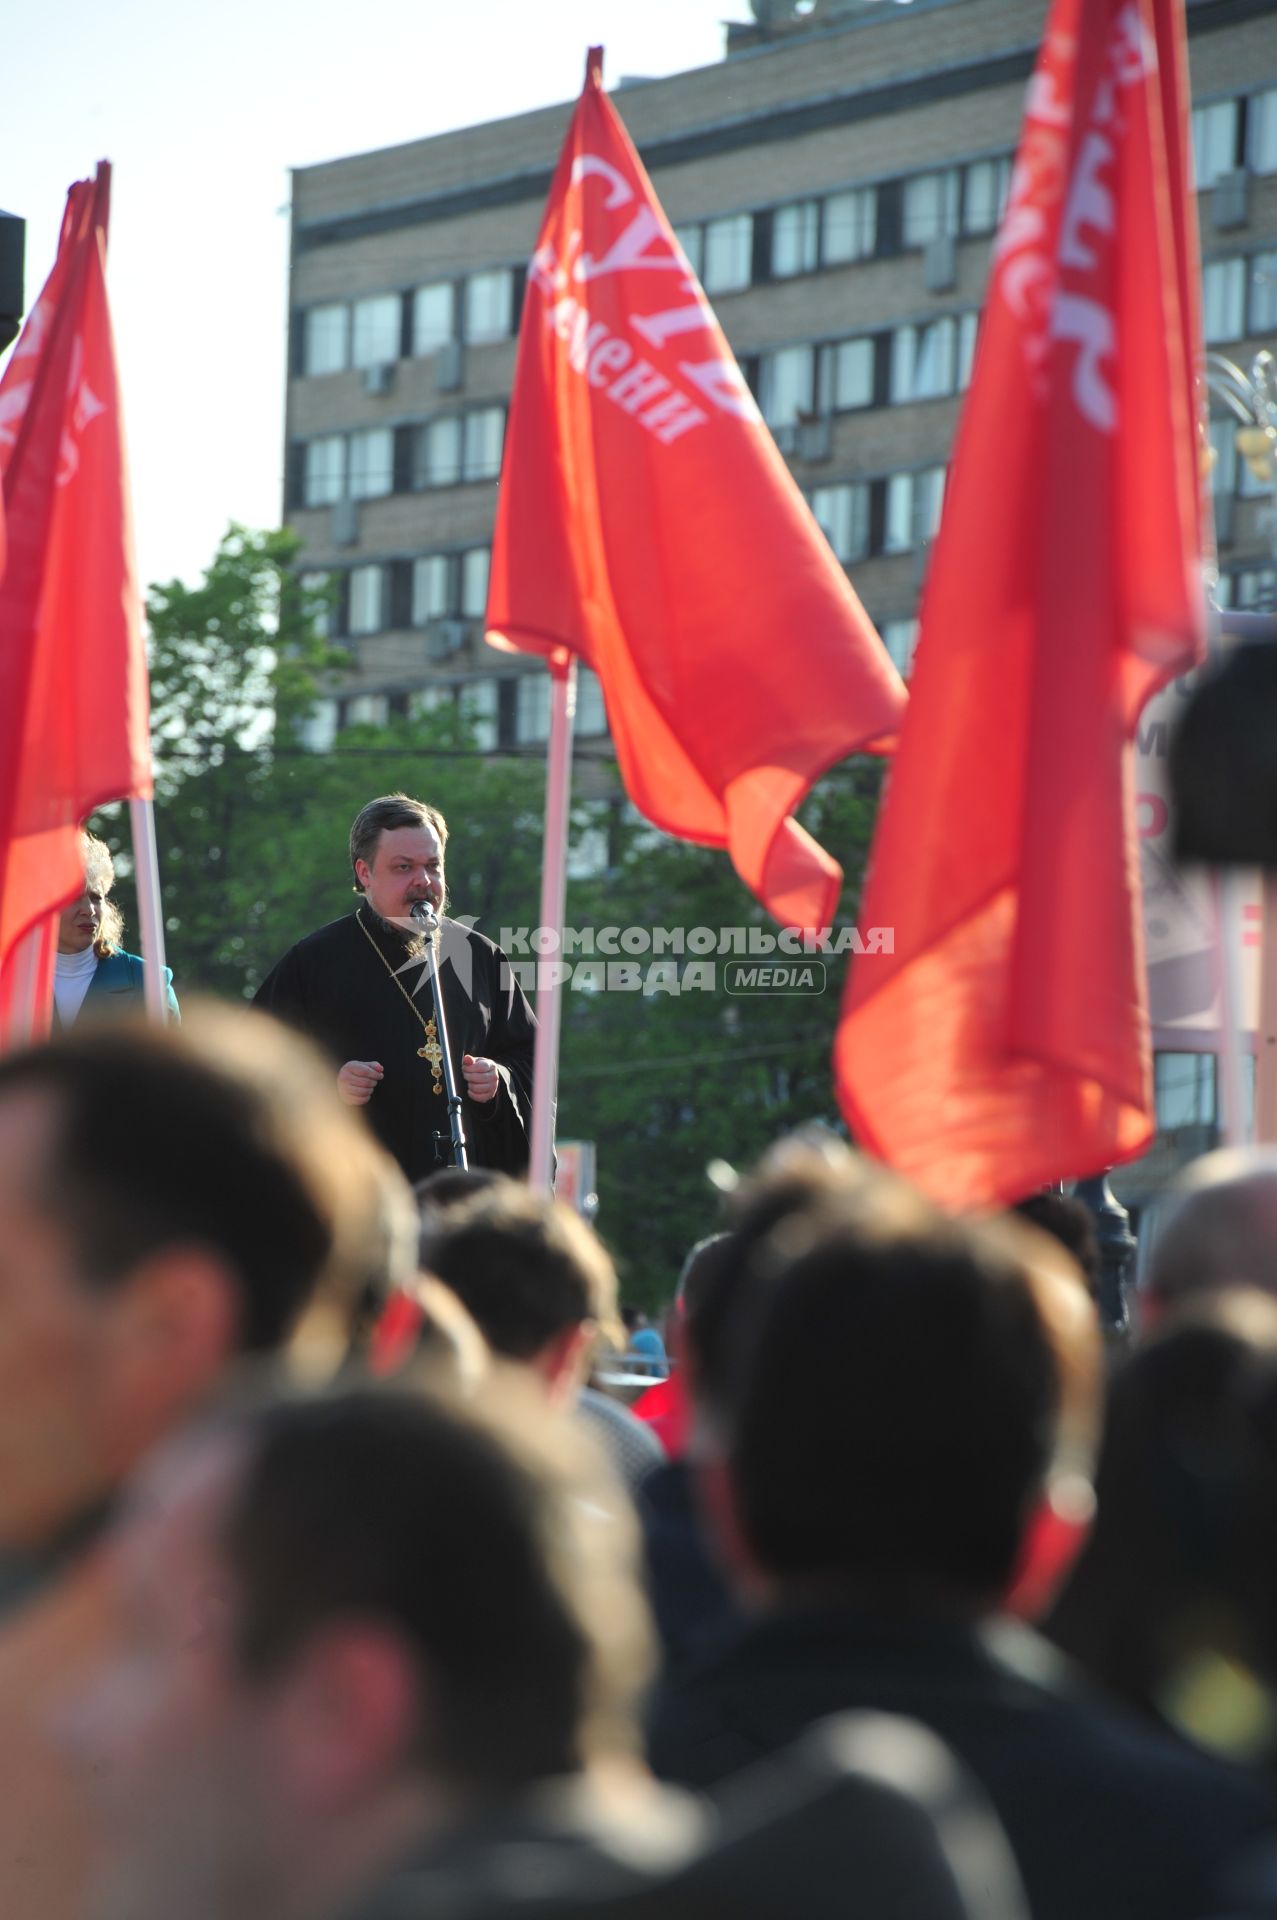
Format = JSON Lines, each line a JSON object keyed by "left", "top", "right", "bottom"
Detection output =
{"left": 95, "top": 523, "right": 881, "bottom": 1311}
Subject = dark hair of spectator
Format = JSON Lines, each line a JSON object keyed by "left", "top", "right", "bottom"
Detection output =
{"left": 695, "top": 1154, "right": 1083, "bottom": 1605}
{"left": 421, "top": 1183, "right": 621, "bottom": 1359}
{"left": 1012, "top": 1193, "right": 1101, "bottom": 1297}
{"left": 220, "top": 1387, "right": 613, "bottom": 1787}
{"left": 349, "top": 794, "right": 449, "bottom": 880}
{"left": 0, "top": 1011, "right": 355, "bottom": 1351}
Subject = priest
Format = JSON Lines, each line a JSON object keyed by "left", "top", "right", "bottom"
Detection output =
{"left": 254, "top": 793, "right": 536, "bottom": 1180}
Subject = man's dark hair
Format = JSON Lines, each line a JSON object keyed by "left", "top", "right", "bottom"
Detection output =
{"left": 421, "top": 1183, "right": 620, "bottom": 1359}
{"left": 220, "top": 1386, "right": 616, "bottom": 1787}
{"left": 697, "top": 1153, "right": 1078, "bottom": 1604}
{"left": 0, "top": 1008, "right": 379, "bottom": 1351}
{"left": 349, "top": 793, "right": 449, "bottom": 879}
{"left": 1012, "top": 1193, "right": 1101, "bottom": 1297}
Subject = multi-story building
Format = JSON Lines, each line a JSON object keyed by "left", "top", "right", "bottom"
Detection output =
{"left": 283, "top": 0, "right": 1276, "bottom": 1156}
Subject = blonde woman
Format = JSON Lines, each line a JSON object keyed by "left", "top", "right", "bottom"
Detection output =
{"left": 53, "top": 832, "right": 179, "bottom": 1026}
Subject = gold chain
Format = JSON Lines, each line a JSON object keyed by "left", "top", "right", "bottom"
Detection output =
{"left": 355, "top": 909, "right": 445, "bottom": 1094}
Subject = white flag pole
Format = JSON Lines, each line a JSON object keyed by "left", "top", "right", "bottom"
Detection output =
{"left": 129, "top": 795, "right": 171, "bottom": 1022}
{"left": 529, "top": 661, "right": 576, "bottom": 1190}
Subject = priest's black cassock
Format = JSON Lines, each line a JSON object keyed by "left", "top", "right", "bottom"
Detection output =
{"left": 253, "top": 910, "right": 536, "bottom": 1181}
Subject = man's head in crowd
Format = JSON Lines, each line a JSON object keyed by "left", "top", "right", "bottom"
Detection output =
{"left": 421, "top": 1180, "right": 624, "bottom": 1400}
{"left": 349, "top": 793, "right": 449, "bottom": 926}
{"left": 0, "top": 1004, "right": 413, "bottom": 1556}
{"left": 1011, "top": 1192, "right": 1101, "bottom": 1303}
{"left": 1142, "top": 1147, "right": 1277, "bottom": 1326}
{"left": 691, "top": 1143, "right": 1101, "bottom": 1615}
{"left": 73, "top": 1381, "right": 653, "bottom": 1920}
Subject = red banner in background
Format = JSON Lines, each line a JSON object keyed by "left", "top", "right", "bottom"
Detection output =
{"left": 837, "top": 0, "right": 1206, "bottom": 1208}
{"left": 486, "top": 50, "right": 905, "bottom": 935}
{"left": 0, "top": 164, "right": 152, "bottom": 1042}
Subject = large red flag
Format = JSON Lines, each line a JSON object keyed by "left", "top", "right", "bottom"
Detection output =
{"left": 486, "top": 51, "right": 905, "bottom": 934}
{"left": 0, "top": 164, "right": 152, "bottom": 1040}
{"left": 836, "top": 0, "right": 1205, "bottom": 1208}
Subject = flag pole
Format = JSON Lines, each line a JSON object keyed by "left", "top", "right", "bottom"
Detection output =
{"left": 129, "top": 795, "right": 170, "bottom": 1022}
{"left": 529, "top": 661, "right": 576, "bottom": 1190}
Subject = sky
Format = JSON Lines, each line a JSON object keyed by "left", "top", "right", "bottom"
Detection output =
{"left": 3, "top": 0, "right": 745, "bottom": 596}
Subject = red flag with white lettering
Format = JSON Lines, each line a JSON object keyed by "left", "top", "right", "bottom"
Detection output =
{"left": 0, "top": 165, "right": 152, "bottom": 1041}
{"left": 836, "top": 0, "right": 1205, "bottom": 1207}
{"left": 486, "top": 51, "right": 905, "bottom": 934}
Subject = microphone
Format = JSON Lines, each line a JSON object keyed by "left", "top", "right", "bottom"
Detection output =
{"left": 410, "top": 899, "right": 439, "bottom": 934}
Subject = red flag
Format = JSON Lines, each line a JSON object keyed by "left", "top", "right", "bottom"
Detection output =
{"left": 0, "top": 164, "right": 152, "bottom": 1040}
{"left": 836, "top": 0, "right": 1205, "bottom": 1208}
{"left": 486, "top": 50, "right": 905, "bottom": 934}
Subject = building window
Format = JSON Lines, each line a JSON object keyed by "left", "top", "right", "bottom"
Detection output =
{"left": 577, "top": 667, "right": 607, "bottom": 737}
{"left": 811, "top": 483, "right": 870, "bottom": 564}
{"left": 1191, "top": 100, "right": 1240, "bottom": 189}
{"left": 761, "top": 344, "right": 815, "bottom": 428}
{"left": 351, "top": 294, "right": 400, "bottom": 369}
{"left": 460, "top": 547, "right": 490, "bottom": 619}
{"left": 1235, "top": 568, "right": 1277, "bottom": 609}
{"left": 516, "top": 671, "right": 551, "bottom": 745}
{"left": 672, "top": 225, "right": 703, "bottom": 279}
{"left": 348, "top": 428, "right": 393, "bottom": 500}
{"left": 300, "top": 570, "right": 335, "bottom": 640}
{"left": 299, "top": 699, "right": 338, "bottom": 753}
{"left": 958, "top": 311, "right": 980, "bottom": 389}
{"left": 304, "top": 304, "right": 348, "bottom": 376}
{"left": 465, "top": 269, "right": 514, "bottom": 343}
{"left": 412, "top": 555, "right": 451, "bottom": 625}
{"left": 459, "top": 679, "right": 499, "bottom": 753}
{"left": 819, "top": 336, "right": 874, "bottom": 412}
{"left": 1155, "top": 1051, "right": 1215, "bottom": 1131}
{"left": 348, "top": 566, "right": 385, "bottom": 636}
{"left": 885, "top": 467, "right": 945, "bottom": 552}
{"left": 463, "top": 407, "right": 505, "bottom": 480}
{"left": 823, "top": 186, "right": 876, "bottom": 265}
{"left": 346, "top": 692, "right": 390, "bottom": 726}
{"left": 1251, "top": 251, "right": 1277, "bottom": 332}
{"left": 413, "top": 282, "right": 454, "bottom": 355}
{"left": 963, "top": 157, "right": 1012, "bottom": 235}
{"left": 1252, "top": 87, "right": 1277, "bottom": 175}
{"left": 881, "top": 618, "right": 919, "bottom": 677}
{"left": 772, "top": 200, "right": 819, "bottom": 278}
{"left": 303, "top": 435, "right": 345, "bottom": 507}
{"left": 1208, "top": 415, "right": 1239, "bottom": 499}
{"left": 902, "top": 169, "right": 960, "bottom": 247}
{"left": 1202, "top": 257, "right": 1246, "bottom": 343}
{"left": 416, "top": 417, "right": 462, "bottom": 488}
{"left": 891, "top": 316, "right": 958, "bottom": 403}
{"left": 702, "top": 213, "right": 753, "bottom": 295}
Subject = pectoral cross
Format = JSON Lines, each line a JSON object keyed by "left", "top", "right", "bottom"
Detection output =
{"left": 418, "top": 1023, "right": 445, "bottom": 1094}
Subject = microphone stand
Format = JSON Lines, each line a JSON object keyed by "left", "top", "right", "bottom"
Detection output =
{"left": 411, "top": 902, "right": 469, "bottom": 1171}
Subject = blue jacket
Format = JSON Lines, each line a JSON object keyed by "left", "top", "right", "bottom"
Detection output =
{"left": 84, "top": 949, "right": 181, "bottom": 1019}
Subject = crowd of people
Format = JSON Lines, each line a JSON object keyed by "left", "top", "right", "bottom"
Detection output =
{"left": 9, "top": 801, "right": 1277, "bottom": 1918}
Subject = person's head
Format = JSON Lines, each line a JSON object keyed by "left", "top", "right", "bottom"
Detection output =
{"left": 421, "top": 1181, "right": 623, "bottom": 1401}
{"left": 349, "top": 794, "right": 448, "bottom": 926}
{"left": 0, "top": 1002, "right": 413, "bottom": 1552}
{"left": 1048, "top": 1287, "right": 1277, "bottom": 1757}
{"left": 1142, "top": 1147, "right": 1277, "bottom": 1328}
{"left": 1011, "top": 1192, "right": 1102, "bottom": 1301}
{"left": 56, "top": 831, "right": 124, "bottom": 958}
{"left": 72, "top": 1379, "right": 653, "bottom": 1920}
{"left": 692, "top": 1144, "right": 1100, "bottom": 1616}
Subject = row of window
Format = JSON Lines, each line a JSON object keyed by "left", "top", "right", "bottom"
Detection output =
{"left": 808, "top": 467, "right": 947, "bottom": 565}
{"left": 1191, "top": 88, "right": 1277, "bottom": 190}
{"left": 304, "top": 549, "right": 493, "bottom": 638}
{"left": 1217, "top": 566, "right": 1277, "bottom": 612}
{"left": 1203, "top": 249, "right": 1277, "bottom": 345}
{"left": 302, "top": 269, "right": 521, "bottom": 376}
{"left": 1208, "top": 415, "right": 1277, "bottom": 504}
{"left": 757, "top": 310, "right": 979, "bottom": 426}
{"left": 300, "top": 668, "right": 609, "bottom": 756}
{"left": 298, "top": 406, "right": 506, "bottom": 507}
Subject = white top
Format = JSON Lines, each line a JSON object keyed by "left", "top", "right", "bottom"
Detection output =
{"left": 53, "top": 947, "right": 99, "bottom": 1027}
